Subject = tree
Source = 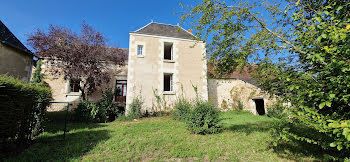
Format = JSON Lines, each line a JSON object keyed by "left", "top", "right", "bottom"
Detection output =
{"left": 28, "top": 23, "right": 127, "bottom": 100}
{"left": 31, "top": 60, "right": 45, "bottom": 85}
{"left": 182, "top": 0, "right": 350, "bottom": 158}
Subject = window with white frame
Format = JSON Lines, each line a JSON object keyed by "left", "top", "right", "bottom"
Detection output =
{"left": 69, "top": 79, "right": 80, "bottom": 92}
{"left": 164, "top": 73, "right": 173, "bottom": 92}
{"left": 164, "top": 42, "right": 173, "bottom": 60}
{"left": 137, "top": 45, "right": 143, "bottom": 56}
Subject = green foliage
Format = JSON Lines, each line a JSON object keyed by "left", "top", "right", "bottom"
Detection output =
{"left": 73, "top": 100, "right": 96, "bottom": 122}
{"left": 237, "top": 100, "right": 244, "bottom": 111}
{"left": 31, "top": 61, "right": 44, "bottom": 85}
{"left": 95, "top": 88, "right": 121, "bottom": 122}
{"left": 172, "top": 97, "right": 192, "bottom": 121}
{"left": 186, "top": 101, "right": 222, "bottom": 135}
{"left": 74, "top": 89, "right": 121, "bottom": 122}
{"left": 127, "top": 95, "right": 143, "bottom": 119}
{"left": 266, "top": 103, "right": 287, "bottom": 119}
{"left": 0, "top": 75, "right": 52, "bottom": 155}
{"left": 183, "top": 0, "right": 350, "bottom": 159}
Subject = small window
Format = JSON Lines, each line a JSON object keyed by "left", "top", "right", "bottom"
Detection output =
{"left": 164, "top": 73, "right": 173, "bottom": 92}
{"left": 137, "top": 45, "right": 143, "bottom": 56}
{"left": 164, "top": 42, "right": 173, "bottom": 60}
{"left": 70, "top": 79, "right": 80, "bottom": 92}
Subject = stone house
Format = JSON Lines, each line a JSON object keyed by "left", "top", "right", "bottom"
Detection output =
{"left": 42, "top": 22, "right": 274, "bottom": 115}
{"left": 0, "top": 20, "right": 33, "bottom": 82}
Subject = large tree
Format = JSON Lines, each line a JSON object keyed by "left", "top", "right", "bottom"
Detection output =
{"left": 28, "top": 23, "right": 127, "bottom": 100}
{"left": 181, "top": 0, "right": 350, "bottom": 158}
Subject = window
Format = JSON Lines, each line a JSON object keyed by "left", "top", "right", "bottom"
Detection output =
{"left": 164, "top": 42, "right": 173, "bottom": 60}
{"left": 115, "top": 80, "right": 127, "bottom": 102}
{"left": 70, "top": 79, "right": 80, "bottom": 92}
{"left": 137, "top": 45, "right": 143, "bottom": 56}
{"left": 164, "top": 73, "right": 173, "bottom": 92}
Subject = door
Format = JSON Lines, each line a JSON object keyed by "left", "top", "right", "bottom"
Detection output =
{"left": 115, "top": 80, "right": 127, "bottom": 102}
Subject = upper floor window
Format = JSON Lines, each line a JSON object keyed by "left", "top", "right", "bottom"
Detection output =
{"left": 137, "top": 45, "right": 143, "bottom": 56}
{"left": 164, "top": 42, "right": 173, "bottom": 60}
{"left": 70, "top": 79, "right": 80, "bottom": 92}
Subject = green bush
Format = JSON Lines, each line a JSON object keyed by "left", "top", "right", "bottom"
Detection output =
{"left": 127, "top": 96, "right": 143, "bottom": 119}
{"left": 95, "top": 88, "right": 121, "bottom": 122}
{"left": 266, "top": 103, "right": 286, "bottom": 119}
{"left": 73, "top": 100, "right": 96, "bottom": 122}
{"left": 186, "top": 101, "right": 222, "bottom": 135}
{"left": 172, "top": 97, "right": 192, "bottom": 121}
{"left": 74, "top": 89, "right": 122, "bottom": 122}
{"left": 0, "top": 75, "right": 52, "bottom": 155}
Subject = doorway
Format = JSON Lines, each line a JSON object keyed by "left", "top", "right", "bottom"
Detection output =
{"left": 115, "top": 80, "right": 127, "bottom": 102}
{"left": 254, "top": 99, "right": 265, "bottom": 115}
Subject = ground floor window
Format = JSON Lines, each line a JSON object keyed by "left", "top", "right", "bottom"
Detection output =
{"left": 164, "top": 73, "right": 173, "bottom": 92}
{"left": 115, "top": 80, "right": 127, "bottom": 102}
{"left": 70, "top": 79, "right": 80, "bottom": 92}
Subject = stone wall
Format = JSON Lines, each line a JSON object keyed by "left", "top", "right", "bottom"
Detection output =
{"left": 40, "top": 62, "right": 127, "bottom": 111}
{"left": 0, "top": 43, "right": 32, "bottom": 82}
{"left": 208, "top": 78, "right": 275, "bottom": 115}
{"left": 126, "top": 33, "right": 208, "bottom": 113}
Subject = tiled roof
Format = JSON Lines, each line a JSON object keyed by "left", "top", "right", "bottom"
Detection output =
{"left": 0, "top": 20, "right": 32, "bottom": 55}
{"left": 207, "top": 62, "right": 257, "bottom": 84}
{"left": 131, "top": 22, "right": 194, "bottom": 40}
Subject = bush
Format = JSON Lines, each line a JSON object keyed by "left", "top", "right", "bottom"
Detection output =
{"left": 172, "top": 97, "right": 192, "bottom": 121}
{"left": 127, "top": 96, "right": 143, "bottom": 119}
{"left": 0, "top": 75, "right": 51, "bottom": 156}
{"left": 74, "top": 89, "right": 122, "bottom": 122}
{"left": 186, "top": 101, "right": 222, "bottom": 135}
{"left": 266, "top": 103, "right": 286, "bottom": 119}
{"left": 73, "top": 100, "right": 96, "bottom": 122}
{"left": 95, "top": 88, "right": 120, "bottom": 122}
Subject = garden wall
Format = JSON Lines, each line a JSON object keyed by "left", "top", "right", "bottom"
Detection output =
{"left": 208, "top": 78, "right": 275, "bottom": 115}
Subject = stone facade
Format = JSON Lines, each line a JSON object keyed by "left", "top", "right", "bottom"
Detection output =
{"left": 0, "top": 43, "right": 32, "bottom": 82}
{"left": 208, "top": 78, "right": 275, "bottom": 115}
{"left": 126, "top": 32, "right": 208, "bottom": 113}
{"left": 41, "top": 62, "right": 128, "bottom": 111}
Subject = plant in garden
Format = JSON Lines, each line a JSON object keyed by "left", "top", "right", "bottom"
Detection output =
{"left": 186, "top": 101, "right": 222, "bottom": 135}
{"left": 27, "top": 22, "right": 127, "bottom": 100}
{"left": 172, "top": 97, "right": 192, "bottom": 121}
{"left": 127, "top": 95, "right": 144, "bottom": 119}
{"left": 31, "top": 60, "right": 45, "bottom": 86}
{"left": 73, "top": 100, "right": 97, "bottom": 122}
{"left": 181, "top": 0, "right": 350, "bottom": 158}
{"left": 95, "top": 88, "right": 120, "bottom": 122}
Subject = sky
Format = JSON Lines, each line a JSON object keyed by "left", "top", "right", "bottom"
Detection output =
{"left": 1, "top": 0, "right": 193, "bottom": 49}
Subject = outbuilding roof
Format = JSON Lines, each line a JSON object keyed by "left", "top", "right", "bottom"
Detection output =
{"left": 131, "top": 22, "right": 194, "bottom": 40}
{"left": 0, "top": 20, "right": 32, "bottom": 55}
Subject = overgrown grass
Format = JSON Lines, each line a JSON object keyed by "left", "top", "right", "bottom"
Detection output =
{"left": 5, "top": 111, "right": 325, "bottom": 161}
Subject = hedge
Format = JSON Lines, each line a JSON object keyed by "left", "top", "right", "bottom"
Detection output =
{"left": 0, "top": 75, "right": 51, "bottom": 156}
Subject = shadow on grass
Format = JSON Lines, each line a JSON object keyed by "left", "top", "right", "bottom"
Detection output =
{"left": 44, "top": 111, "right": 106, "bottom": 134}
{"left": 224, "top": 121, "right": 275, "bottom": 135}
{"left": 5, "top": 129, "right": 111, "bottom": 162}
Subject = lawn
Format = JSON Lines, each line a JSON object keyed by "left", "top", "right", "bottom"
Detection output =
{"left": 6, "top": 111, "right": 322, "bottom": 161}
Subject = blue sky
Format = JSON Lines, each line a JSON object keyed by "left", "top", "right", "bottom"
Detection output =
{"left": 1, "top": 0, "right": 192, "bottom": 49}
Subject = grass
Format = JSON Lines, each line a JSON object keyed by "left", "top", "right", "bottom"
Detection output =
{"left": 5, "top": 111, "right": 323, "bottom": 161}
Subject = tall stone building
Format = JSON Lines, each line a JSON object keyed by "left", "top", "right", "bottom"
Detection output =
{"left": 126, "top": 22, "right": 208, "bottom": 113}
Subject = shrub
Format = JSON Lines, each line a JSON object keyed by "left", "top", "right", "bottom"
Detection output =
{"left": 172, "top": 97, "right": 192, "bottom": 121}
{"left": 186, "top": 101, "right": 222, "bottom": 135}
{"left": 73, "top": 100, "right": 96, "bottom": 122}
{"left": 127, "top": 96, "right": 143, "bottom": 119}
{"left": 0, "top": 75, "right": 51, "bottom": 156}
{"left": 95, "top": 88, "right": 120, "bottom": 122}
{"left": 266, "top": 103, "right": 287, "bottom": 119}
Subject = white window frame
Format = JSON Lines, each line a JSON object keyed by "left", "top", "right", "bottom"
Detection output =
{"left": 135, "top": 41, "right": 146, "bottom": 57}
{"left": 163, "top": 73, "right": 173, "bottom": 92}
{"left": 137, "top": 45, "right": 143, "bottom": 56}
{"left": 163, "top": 42, "right": 173, "bottom": 61}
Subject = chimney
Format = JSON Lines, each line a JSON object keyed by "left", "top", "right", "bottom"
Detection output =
{"left": 188, "top": 29, "right": 192, "bottom": 34}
